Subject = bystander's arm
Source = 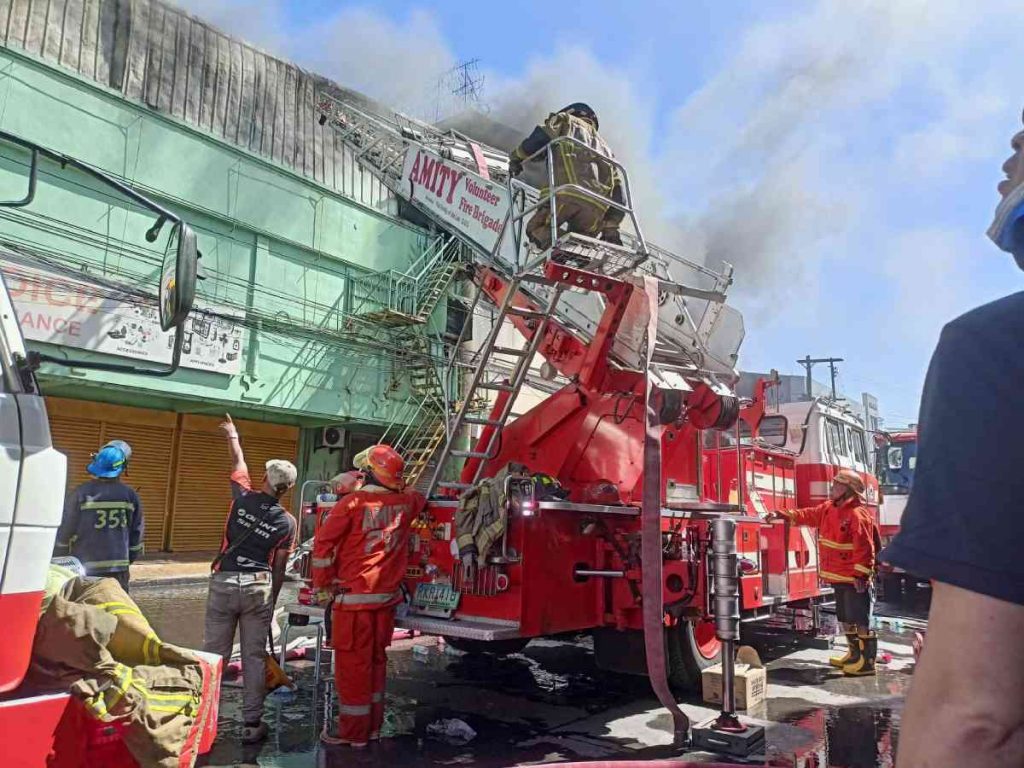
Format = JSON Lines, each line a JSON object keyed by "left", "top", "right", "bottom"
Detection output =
{"left": 897, "top": 582, "right": 1024, "bottom": 768}
{"left": 220, "top": 413, "right": 247, "bottom": 477}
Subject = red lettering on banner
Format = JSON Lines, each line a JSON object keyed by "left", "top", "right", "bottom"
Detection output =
{"left": 420, "top": 155, "right": 436, "bottom": 191}
{"left": 409, "top": 151, "right": 421, "bottom": 184}
{"left": 447, "top": 170, "right": 465, "bottom": 204}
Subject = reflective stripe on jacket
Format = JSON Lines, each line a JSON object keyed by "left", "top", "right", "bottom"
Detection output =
{"left": 782, "top": 496, "right": 877, "bottom": 584}
{"left": 54, "top": 479, "right": 144, "bottom": 574}
{"left": 512, "top": 112, "right": 620, "bottom": 209}
{"left": 311, "top": 485, "right": 424, "bottom": 610}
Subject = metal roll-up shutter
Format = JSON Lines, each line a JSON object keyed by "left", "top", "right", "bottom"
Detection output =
{"left": 48, "top": 413, "right": 103, "bottom": 493}
{"left": 46, "top": 399, "right": 178, "bottom": 554}
{"left": 101, "top": 421, "right": 177, "bottom": 553}
{"left": 169, "top": 415, "right": 298, "bottom": 551}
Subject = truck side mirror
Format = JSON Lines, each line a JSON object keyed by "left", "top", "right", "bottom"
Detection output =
{"left": 159, "top": 222, "right": 198, "bottom": 331}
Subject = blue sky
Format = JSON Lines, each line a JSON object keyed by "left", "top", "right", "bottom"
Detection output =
{"left": 184, "top": 0, "right": 1024, "bottom": 426}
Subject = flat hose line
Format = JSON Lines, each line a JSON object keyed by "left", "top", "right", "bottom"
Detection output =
{"left": 640, "top": 275, "right": 689, "bottom": 742}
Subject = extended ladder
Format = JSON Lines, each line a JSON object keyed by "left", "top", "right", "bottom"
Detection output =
{"left": 428, "top": 271, "right": 564, "bottom": 495}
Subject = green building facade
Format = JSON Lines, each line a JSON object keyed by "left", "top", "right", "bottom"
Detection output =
{"left": 0, "top": 0, "right": 455, "bottom": 550}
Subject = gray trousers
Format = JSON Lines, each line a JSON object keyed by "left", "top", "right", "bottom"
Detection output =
{"left": 203, "top": 571, "right": 273, "bottom": 724}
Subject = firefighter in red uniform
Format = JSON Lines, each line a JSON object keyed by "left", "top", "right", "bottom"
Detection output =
{"left": 312, "top": 444, "right": 425, "bottom": 747}
{"left": 767, "top": 469, "right": 880, "bottom": 676}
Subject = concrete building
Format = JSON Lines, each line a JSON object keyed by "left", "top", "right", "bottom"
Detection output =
{"left": 0, "top": 0, "right": 456, "bottom": 551}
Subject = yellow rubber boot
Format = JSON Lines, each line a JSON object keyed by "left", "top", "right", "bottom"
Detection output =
{"left": 842, "top": 634, "right": 877, "bottom": 677}
{"left": 830, "top": 632, "right": 860, "bottom": 668}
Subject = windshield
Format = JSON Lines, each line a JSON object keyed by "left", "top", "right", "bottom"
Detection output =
{"left": 878, "top": 437, "right": 917, "bottom": 494}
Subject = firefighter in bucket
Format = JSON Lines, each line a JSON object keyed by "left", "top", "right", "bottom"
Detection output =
{"left": 767, "top": 469, "right": 880, "bottom": 676}
{"left": 312, "top": 445, "right": 425, "bottom": 746}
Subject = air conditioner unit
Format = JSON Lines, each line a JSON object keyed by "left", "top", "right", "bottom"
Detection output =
{"left": 319, "top": 426, "right": 346, "bottom": 450}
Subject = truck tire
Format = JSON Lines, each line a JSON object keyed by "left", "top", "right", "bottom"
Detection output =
{"left": 667, "top": 619, "right": 721, "bottom": 692}
{"left": 443, "top": 637, "right": 530, "bottom": 656}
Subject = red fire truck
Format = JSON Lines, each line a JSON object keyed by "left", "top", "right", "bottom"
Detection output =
{"left": 314, "top": 97, "right": 882, "bottom": 690}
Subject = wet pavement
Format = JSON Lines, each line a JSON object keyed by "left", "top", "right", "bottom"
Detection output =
{"left": 133, "top": 581, "right": 930, "bottom": 767}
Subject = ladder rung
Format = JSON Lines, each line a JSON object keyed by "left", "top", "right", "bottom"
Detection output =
{"left": 437, "top": 481, "right": 473, "bottom": 491}
{"left": 492, "top": 346, "right": 525, "bottom": 356}
{"left": 478, "top": 382, "right": 515, "bottom": 392}
{"left": 506, "top": 306, "right": 545, "bottom": 319}
{"left": 451, "top": 450, "right": 491, "bottom": 459}
{"left": 462, "top": 416, "right": 502, "bottom": 427}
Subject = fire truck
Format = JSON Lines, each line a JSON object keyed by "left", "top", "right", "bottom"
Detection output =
{"left": 313, "top": 96, "right": 880, "bottom": 694}
{"left": 875, "top": 427, "right": 919, "bottom": 595}
{"left": 0, "top": 132, "right": 216, "bottom": 767}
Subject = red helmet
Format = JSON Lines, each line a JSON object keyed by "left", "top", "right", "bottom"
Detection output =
{"left": 354, "top": 444, "right": 405, "bottom": 491}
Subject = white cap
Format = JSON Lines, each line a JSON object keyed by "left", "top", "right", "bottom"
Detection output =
{"left": 266, "top": 459, "right": 298, "bottom": 490}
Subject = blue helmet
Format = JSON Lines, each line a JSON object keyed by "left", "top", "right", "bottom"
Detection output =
{"left": 87, "top": 445, "right": 127, "bottom": 479}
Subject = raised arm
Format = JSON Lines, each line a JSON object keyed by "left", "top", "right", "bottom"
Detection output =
{"left": 220, "top": 413, "right": 248, "bottom": 477}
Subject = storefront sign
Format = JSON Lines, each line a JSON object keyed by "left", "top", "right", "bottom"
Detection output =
{"left": 400, "top": 147, "right": 516, "bottom": 265}
{"left": 2, "top": 262, "right": 244, "bottom": 375}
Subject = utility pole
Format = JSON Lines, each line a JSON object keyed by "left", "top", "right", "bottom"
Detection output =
{"left": 797, "top": 355, "right": 844, "bottom": 400}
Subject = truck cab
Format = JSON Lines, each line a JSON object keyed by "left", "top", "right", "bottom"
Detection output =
{"left": 0, "top": 270, "right": 68, "bottom": 694}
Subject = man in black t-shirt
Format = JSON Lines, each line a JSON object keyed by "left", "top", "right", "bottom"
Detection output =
{"left": 884, "top": 114, "right": 1024, "bottom": 768}
{"left": 203, "top": 414, "right": 297, "bottom": 745}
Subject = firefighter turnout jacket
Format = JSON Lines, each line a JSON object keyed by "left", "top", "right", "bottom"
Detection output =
{"left": 311, "top": 485, "right": 425, "bottom": 609}
{"left": 55, "top": 478, "right": 144, "bottom": 576}
{"left": 781, "top": 496, "right": 877, "bottom": 584}
{"left": 512, "top": 111, "right": 621, "bottom": 213}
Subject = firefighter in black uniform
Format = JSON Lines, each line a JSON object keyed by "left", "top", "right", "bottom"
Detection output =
{"left": 54, "top": 440, "right": 144, "bottom": 591}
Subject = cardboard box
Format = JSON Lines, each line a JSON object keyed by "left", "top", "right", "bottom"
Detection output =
{"left": 701, "top": 646, "right": 767, "bottom": 710}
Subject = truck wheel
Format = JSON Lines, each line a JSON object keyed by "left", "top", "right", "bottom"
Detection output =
{"left": 443, "top": 637, "right": 530, "bottom": 656}
{"left": 667, "top": 619, "right": 721, "bottom": 691}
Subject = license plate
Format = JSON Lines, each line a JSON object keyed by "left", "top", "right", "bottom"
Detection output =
{"left": 411, "top": 582, "right": 461, "bottom": 617}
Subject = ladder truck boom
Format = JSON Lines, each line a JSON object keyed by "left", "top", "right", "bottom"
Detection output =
{"left": 316, "top": 93, "right": 745, "bottom": 387}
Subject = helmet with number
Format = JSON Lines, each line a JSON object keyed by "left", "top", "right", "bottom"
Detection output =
{"left": 833, "top": 469, "right": 866, "bottom": 499}
{"left": 559, "top": 102, "right": 599, "bottom": 129}
{"left": 353, "top": 444, "right": 405, "bottom": 491}
{"left": 87, "top": 445, "right": 127, "bottom": 479}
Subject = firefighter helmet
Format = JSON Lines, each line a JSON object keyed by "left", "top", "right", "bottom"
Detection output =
{"left": 87, "top": 445, "right": 127, "bottom": 478}
{"left": 833, "top": 469, "right": 866, "bottom": 497}
{"left": 102, "top": 439, "right": 133, "bottom": 463}
{"left": 354, "top": 444, "right": 405, "bottom": 491}
{"left": 532, "top": 472, "right": 569, "bottom": 500}
{"left": 559, "top": 102, "right": 599, "bottom": 129}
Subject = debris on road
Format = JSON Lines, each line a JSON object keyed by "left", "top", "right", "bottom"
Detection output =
{"left": 426, "top": 718, "right": 477, "bottom": 744}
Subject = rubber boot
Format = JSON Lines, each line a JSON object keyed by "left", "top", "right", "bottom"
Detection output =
{"left": 830, "top": 633, "right": 860, "bottom": 668}
{"left": 843, "top": 634, "right": 877, "bottom": 677}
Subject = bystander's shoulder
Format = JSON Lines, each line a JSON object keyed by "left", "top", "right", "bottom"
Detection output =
{"left": 883, "top": 290, "right": 1024, "bottom": 604}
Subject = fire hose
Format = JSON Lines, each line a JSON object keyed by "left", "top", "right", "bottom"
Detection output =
{"left": 639, "top": 275, "right": 689, "bottom": 741}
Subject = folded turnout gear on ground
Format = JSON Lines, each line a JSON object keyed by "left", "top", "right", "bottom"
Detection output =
{"left": 455, "top": 463, "right": 528, "bottom": 566}
{"left": 30, "top": 567, "right": 216, "bottom": 768}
